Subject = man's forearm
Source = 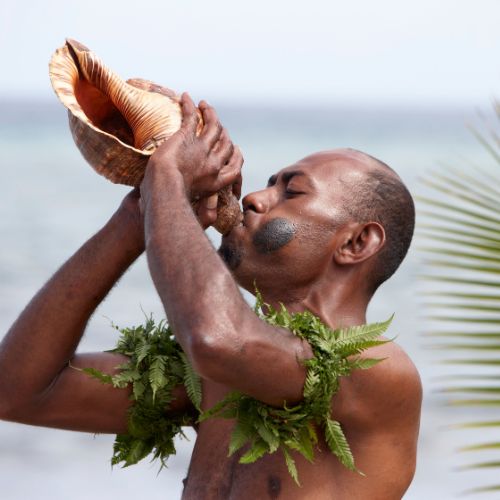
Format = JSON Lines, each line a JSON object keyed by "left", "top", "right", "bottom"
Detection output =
{"left": 142, "top": 169, "right": 310, "bottom": 406}
{"left": 0, "top": 209, "right": 143, "bottom": 413}
{"left": 142, "top": 168, "right": 251, "bottom": 371}
{"left": 139, "top": 97, "right": 311, "bottom": 405}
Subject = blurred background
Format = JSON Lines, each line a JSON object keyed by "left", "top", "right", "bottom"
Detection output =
{"left": 0, "top": 0, "right": 499, "bottom": 498}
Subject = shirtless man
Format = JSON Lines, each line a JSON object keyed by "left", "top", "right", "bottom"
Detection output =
{"left": 0, "top": 94, "right": 421, "bottom": 499}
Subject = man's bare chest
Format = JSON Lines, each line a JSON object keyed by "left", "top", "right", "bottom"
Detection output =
{"left": 182, "top": 378, "right": 344, "bottom": 500}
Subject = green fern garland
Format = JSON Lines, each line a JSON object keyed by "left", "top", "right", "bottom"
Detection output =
{"left": 83, "top": 297, "right": 392, "bottom": 484}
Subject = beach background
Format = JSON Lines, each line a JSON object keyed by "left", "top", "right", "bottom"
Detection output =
{"left": 1, "top": 1, "right": 499, "bottom": 498}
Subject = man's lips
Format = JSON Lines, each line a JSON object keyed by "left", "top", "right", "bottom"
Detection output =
{"left": 222, "top": 211, "right": 256, "bottom": 239}
{"left": 241, "top": 210, "right": 260, "bottom": 231}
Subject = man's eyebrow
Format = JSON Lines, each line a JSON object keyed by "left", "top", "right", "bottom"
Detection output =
{"left": 267, "top": 174, "right": 278, "bottom": 186}
{"left": 267, "top": 170, "right": 308, "bottom": 187}
{"left": 282, "top": 170, "right": 306, "bottom": 183}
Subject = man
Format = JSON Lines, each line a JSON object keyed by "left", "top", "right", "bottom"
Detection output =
{"left": 0, "top": 94, "right": 421, "bottom": 499}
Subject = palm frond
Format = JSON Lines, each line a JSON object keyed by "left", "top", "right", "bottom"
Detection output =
{"left": 420, "top": 102, "right": 500, "bottom": 495}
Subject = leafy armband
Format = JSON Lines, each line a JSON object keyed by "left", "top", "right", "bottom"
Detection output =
{"left": 80, "top": 317, "right": 201, "bottom": 468}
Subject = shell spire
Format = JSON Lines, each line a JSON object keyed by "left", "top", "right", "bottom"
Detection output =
{"left": 49, "top": 39, "right": 241, "bottom": 234}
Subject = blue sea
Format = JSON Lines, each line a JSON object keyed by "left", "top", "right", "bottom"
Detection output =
{"left": 0, "top": 99, "right": 497, "bottom": 499}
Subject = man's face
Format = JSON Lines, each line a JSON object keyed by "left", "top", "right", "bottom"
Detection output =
{"left": 219, "top": 149, "right": 375, "bottom": 293}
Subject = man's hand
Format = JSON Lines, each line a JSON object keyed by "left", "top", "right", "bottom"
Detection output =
{"left": 142, "top": 93, "right": 243, "bottom": 205}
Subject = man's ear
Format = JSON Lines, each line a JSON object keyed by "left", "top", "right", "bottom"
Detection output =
{"left": 334, "top": 222, "right": 386, "bottom": 265}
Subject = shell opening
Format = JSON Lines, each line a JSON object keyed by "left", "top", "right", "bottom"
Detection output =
{"left": 73, "top": 79, "right": 135, "bottom": 147}
{"left": 66, "top": 46, "right": 136, "bottom": 148}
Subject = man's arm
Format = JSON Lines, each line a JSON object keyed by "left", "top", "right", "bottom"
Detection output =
{"left": 141, "top": 94, "right": 313, "bottom": 408}
{"left": 0, "top": 190, "right": 191, "bottom": 432}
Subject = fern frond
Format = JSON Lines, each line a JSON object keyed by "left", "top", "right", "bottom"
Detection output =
{"left": 81, "top": 367, "right": 113, "bottom": 385}
{"left": 303, "top": 370, "right": 320, "bottom": 399}
{"left": 198, "top": 392, "right": 241, "bottom": 422}
{"left": 337, "top": 339, "right": 390, "bottom": 357}
{"left": 124, "top": 439, "right": 151, "bottom": 467}
{"left": 239, "top": 439, "right": 269, "bottom": 464}
{"left": 324, "top": 418, "right": 355, "bottom": 471}
{"left": 296, "top": 425, "right": 315, "bottom": 462}
{"left": 256, "top": 422, "right": 280, "bottom": 453}
{"left": 134, "top": 341, "right": 151, "bottom": 365}
{"left": 283, "top": 448, "right": 300, "bottom": 486}
{"left": 348, "top": 357, "right": 387, "bottom": 370}
{"left": 180, "top": 352, "right": 202, "bottom": 411}
{"left": 228, "top": 419, "right": 254, "bottom": 456}
{"left": 335, "top": 315, "right": 393, "bottom": 342}
{"left": 149, "top": 355, "right": 167, "bottom": 400}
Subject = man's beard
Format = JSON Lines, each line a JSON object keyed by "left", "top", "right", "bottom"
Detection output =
{"left": 218, "top": 240, "right": 244, "bottom": 270}
{"left": 252, "top": 218, "right": 296, "bottom": 254}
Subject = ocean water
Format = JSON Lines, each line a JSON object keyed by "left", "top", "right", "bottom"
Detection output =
{"left": 0, "top": 99, "right": 497, "bottom": 499}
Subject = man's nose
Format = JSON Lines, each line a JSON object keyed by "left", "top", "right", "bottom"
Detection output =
{"left": 242, "top": 189, "right": 270, "bottom": 213}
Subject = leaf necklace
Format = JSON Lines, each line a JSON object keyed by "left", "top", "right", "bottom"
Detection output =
{"left": 79, "top": 293, "right": 392, "bottom": 485}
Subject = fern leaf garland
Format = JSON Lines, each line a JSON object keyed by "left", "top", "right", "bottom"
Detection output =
{"left": 82, "top": 301, "right": 391, "bottom": 483}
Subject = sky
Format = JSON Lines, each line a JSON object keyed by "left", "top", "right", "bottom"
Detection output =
{"left": 0, "top": 0, "right": 499, "bottom": 106}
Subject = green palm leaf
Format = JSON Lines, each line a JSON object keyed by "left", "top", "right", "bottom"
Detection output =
{"left": 420, "top": 101, "right": 500, "bottom": 495}
{"left": 464, "top": 485, "right": 500, "bottom": 495}
{"left": 460, "top": 442, "right": 500, "bottom": 451}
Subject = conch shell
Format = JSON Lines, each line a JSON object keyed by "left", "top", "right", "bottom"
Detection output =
{"left": 48, "top": 39, "right": 241, "bottom": 234}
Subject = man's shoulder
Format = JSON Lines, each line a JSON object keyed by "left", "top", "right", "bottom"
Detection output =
{"left": 358, "top": 340, "right": 422, "bottom": 412}
{"left": 365, "top": 339, "right": 421, "bottom": 388}
{"left": 333, "top": 340, "right": 422, "bottom": 428}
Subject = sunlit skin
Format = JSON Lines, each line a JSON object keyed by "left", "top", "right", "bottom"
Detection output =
{"left": 0, "top": 94, "right": 422, "bottom": 499}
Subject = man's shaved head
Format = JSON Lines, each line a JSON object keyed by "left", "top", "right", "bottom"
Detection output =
{"left": 334, "top": 149, "right": 415, "bottom": 292}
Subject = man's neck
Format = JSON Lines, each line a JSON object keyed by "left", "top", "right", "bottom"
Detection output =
{"left": 260, "top": 276, "right": 370, "bottom": 330}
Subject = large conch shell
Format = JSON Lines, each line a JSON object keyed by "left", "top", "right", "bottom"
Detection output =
{"left": 48, "top": 39, "right": 241, "bottom": 234}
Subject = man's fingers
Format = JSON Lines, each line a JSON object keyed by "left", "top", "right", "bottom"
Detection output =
{"left": 215, "top": 146, "right": 244, "bottom": 191}
{"left": 229, "top": 145, "right": 244, "bottom": 169}
{"left": 197, "top": 194, "right": 218, "bottom": 229}
{"left": 232, "top": 172, "right": 243, "bottom": 200}
{"left": 214, "top": 129, "right": 234, "bottom": 165}
{"left": 216, "top": 164, "right": 241, "bottom": 192}
{"left": 205, "top": 193, "right": 219, "bottom": 210}
{"left": 199, "top": 101, "right": 223, "bottom": 149}
{"left": 180, "top": 93, "right": 199, "bottom": 133}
